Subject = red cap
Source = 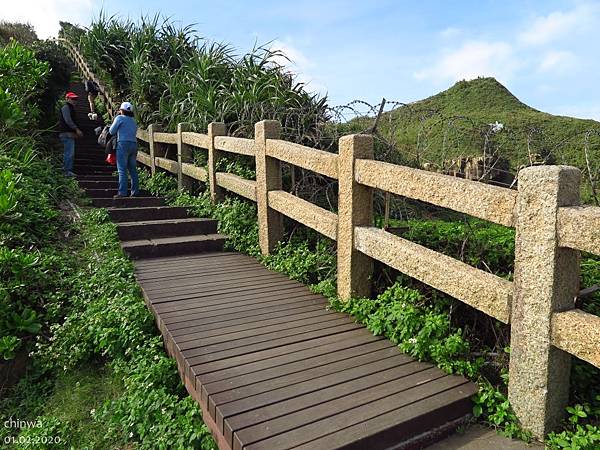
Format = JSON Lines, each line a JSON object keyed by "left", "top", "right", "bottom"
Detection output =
{"left": 65, "top": 92, "right": 79, "bottom": 99}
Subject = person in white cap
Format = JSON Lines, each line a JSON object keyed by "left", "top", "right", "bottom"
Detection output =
{"left": 109, "top": 102, "right": 139, "bottom": 198}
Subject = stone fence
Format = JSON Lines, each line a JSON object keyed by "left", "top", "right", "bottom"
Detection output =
{"left": 61, "top": 39, "right": 600, "bottom": 440}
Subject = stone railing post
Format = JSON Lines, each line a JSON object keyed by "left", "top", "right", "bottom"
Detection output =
{"left": 337, "top": 134, "right": 374, "bottom": 299}
{"left": 177, "top": 123, "right": 192, "bottom": 191}
{"left": 509, "top": 165, "right": 581, "bottom": 438}
{"left": 208, "top": 122, "right": 227, "bottom": 203}
{"left": 255, "top": 120, "right": 283, "bottom": 255}
{"left": 147, "top": 124, "right": 161, "bottom": 176}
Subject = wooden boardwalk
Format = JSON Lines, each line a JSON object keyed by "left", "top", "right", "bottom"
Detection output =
{"left": 68, "top": 79, "right": 478, "bottom": 449}
{"left": 134, "top": 252, "right": 478, "bottom": 450}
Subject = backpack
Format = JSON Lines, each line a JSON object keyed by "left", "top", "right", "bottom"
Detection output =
{"left": 98, "top": 125, "right": 116, "bottom": 155}
{"left": 98, "top": 125, "right": 111, "bottom": 146}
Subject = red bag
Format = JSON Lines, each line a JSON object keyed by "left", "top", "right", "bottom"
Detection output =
{"left": 106, "top": 152, "right": 116, "bottom": 165}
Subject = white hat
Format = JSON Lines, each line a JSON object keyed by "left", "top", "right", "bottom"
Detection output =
{"left": 119, "top": 101, "right": 133, "bottom": 112}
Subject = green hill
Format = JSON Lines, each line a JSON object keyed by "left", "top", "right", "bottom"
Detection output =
{"left": 351, "top": 77, "right": 600, "bottom": 200}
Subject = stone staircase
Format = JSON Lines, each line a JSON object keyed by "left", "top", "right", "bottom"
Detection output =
{"left": 68, "top": 82, "right": 227, "bottom": 259}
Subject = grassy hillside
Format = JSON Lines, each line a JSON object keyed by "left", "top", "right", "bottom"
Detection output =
{"left": 346, "top": 77, "right": 600, "bottom": 200}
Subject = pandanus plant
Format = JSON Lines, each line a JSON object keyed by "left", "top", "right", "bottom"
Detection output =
{"left": 68, "top": 14, "right": 328, "bottom": 143}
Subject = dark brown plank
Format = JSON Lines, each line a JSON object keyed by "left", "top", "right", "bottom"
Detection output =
{"left": 165, "top": 293, "right": 318, "bottom": 330}
{"left": 237, "top": 374, "right": 467, "bottom": 450}
{"left": 214, "top": 348, "right": 418, "bottom": 428}
{"left": 185, "top": 322, "right": 363, "bottom": 364}
{"left": 135, "top": 253, "right": 248, "bottom": 273}
{"left": 174, "top": 307, "right": 334, "bottom": 342}
{"left": 222, "top": 361, "right": 435, "bottom": 446}
{"left": 200, "top": 338, "right": 391, "bottom": 403}
{"left": 177, "top": 317, "right": 350, "bottom": 353}
{"left": 291, "top": 383, "right": 478, "bottom": 450}
{"left": 149, "top": 278, "right": 304, "bottom": 303}
{"left": 158, "top": 292, "right": 324, "bottom": 324}
{"left": 191, "top": 328, "right": 380, "bottom": 380}
{"left": 169, "top": 302, "right": 327, "bottom": 336}
{"left": 155, "top": 284, "right": 313, "bottom": 315}
{"left": 141, "top": 271, "right": 290, "bottom": 295}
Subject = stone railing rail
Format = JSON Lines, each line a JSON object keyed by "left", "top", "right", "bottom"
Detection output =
{"left": 58, "top": 38, "right": 119, "bottom": 119}
{"left": 62, "top": 42, "right": 600, "bottom": 440}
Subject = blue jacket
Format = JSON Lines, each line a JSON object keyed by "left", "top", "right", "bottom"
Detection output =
{"left": 109, "top": 115, "right": 138, "bottom": 143}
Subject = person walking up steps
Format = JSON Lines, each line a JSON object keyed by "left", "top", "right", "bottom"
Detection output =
{"left": 59, "top": 92, "right": 83, "bottom": 177}
{"left": 84, "top": 78, "right": 100, "bottom": 120}
{"left": 109, "top": 102, "right": 139, "bottom": 198}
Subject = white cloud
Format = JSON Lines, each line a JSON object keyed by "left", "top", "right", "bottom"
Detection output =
{"left": 519, "top": 4, "right": 597, "bottom": 46}
{"left": 539, "top": 50, "right": 577, "bottom": 73}
{"left": 414, "top": 40, "right": 518, "bottom": 84}
{"left": 2, "top": 0, "right": 93, "bottom": 39}
{"left": 440, "top": 27, "right": 461, "bottom": 39}
{"left": 268, "top": 39, "right": 327, "bottom": 95}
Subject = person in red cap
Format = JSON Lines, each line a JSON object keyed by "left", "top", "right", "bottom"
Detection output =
{"left": 59, "top": 92, "right": 83, "bottom": 176}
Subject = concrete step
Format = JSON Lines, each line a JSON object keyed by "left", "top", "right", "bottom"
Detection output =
{"left": 84, "top": 188, "right": 151, "bottom": 199}
{"left": 92, "top": 196, "right": 166, "bottom": 208}
{"left": 76, "top": 174, "right": 117, "bottom": 182}
{"left": 108, "top": 206, "right": 190, "bottom": 223}
{"left": 78, "top": 180, "right": 118, "bottom": 189}
{"left": 117, "top": 217, "right": 218, "bottom": 240}
{"left": 74, "top": 164, "right": 115, "bottom": 173}
{"left": 76, "top": 158, "right": 107, "bottom": 165}
{"left": 121, "top": 233, "right": 227, "bottom": 259}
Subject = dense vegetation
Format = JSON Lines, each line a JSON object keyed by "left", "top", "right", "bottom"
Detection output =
{"left": 0, "top": 29, "right": 215, "bottom": 449}
{"left": 61, "top": 15, "right": 327, "bottom": 139}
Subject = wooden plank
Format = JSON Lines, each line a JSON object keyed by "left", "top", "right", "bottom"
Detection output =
{"left": 159, "top": 288, "right": 316, "bottom": 320}
{"left": 191, "top": 328, "right": 379, "bottom": 380}
{"left": 135, "top": 260, "right": 257, "bottom": 280}
{"left": 200, "top": 339, "right": 391, "bottom": 402}
{"left": 158, "top": 290, "right": 322, "bottom": 323}
{"left": 154, "top": 156, "right": 179, "bottom": 174}
{"left": 176, "top": 309, "right": 340, "bottom": 345}
{"left": 216, "top": 351, "right": 419, "bottom": 429}
{"left": 178, "top": 317, "right": 350, "bottom": 354}
{"left": 137, "top": 259, "right": 255, "bottom": 276}
{"left": 140, "top": 267, "right": 288, "bottom": 291}
{"left": 158, "top": 290, "right": 322, "bottom": 322}
{"left": 134, "top": 251, "right": 241, "bottom": 267}
{"left": 150, "top": 278, "right": 303, "bottom": 304}
{"left": 174, "top": 307, "right": 332, "bottom": 342}
{"left": 170, "top": 303, "right": 327, "bottom": 337}
{"left": 184, "top": 322, "right": 362, "bottom": 362}
{"left": 291, "top": 383, "right": 477, "bottom": 450}
{"left": 239, "top": 375, "right": 470, "bottom": 450}
{"left": 222, "top": 361, "right": 434, "bottom": 446}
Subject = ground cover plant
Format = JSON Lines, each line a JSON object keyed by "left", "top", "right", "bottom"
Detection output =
{"left": 0, "top": 33, "right": 216, "bottom": 449}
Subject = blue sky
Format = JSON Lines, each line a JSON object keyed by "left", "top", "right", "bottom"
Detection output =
{"left": 7, "top": 1, "right": 600, "bottom": 120}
